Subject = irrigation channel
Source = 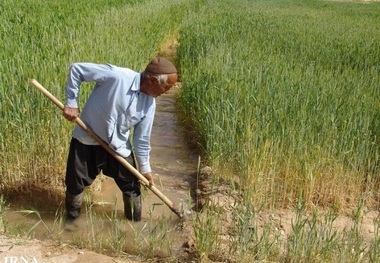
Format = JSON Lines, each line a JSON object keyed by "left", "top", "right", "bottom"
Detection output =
{"left": 4, "top": 83, "right": 198, "bottom": 258}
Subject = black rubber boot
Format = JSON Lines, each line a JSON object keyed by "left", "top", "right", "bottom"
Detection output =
{"left": 123, "top": 194, "right": 142, "bottom": 221}
{"left": 65, "top": 191, "right": 84, "bottom": 222}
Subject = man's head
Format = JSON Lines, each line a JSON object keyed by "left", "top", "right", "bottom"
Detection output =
{"left": 140, "top": 57, "right": 178, "bottom": 97}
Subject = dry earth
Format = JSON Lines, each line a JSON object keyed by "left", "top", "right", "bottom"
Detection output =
{"left": 0, "top": 234, "right": 140, "bottom": 263}
{"left": 2, "top": 164, "right": 379, "bottom": 263}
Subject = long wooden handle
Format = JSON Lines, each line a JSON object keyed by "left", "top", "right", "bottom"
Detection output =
{"left": 29, "top": 79, "right": 183, "bottom": 219}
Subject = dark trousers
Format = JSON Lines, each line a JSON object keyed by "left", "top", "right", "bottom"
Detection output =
{"left": 65, "top": 138, "right": 140, "bottom": 197}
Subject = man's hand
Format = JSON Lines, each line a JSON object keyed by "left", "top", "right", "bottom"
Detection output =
{"left": 63, "top": 106, "right": 80, "bottom": 122}
{"left": 142, "top": 172, "right": 154, "bottom": 186}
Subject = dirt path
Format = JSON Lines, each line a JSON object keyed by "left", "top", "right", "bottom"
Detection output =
{"left": 0, "top": 234, "right": 136, "bottom": 263}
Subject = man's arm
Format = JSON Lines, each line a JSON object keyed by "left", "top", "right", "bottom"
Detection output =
{"left": 133, "top": 104, "right": 155, "bottom": 184}
{"left": 63, "top": 63, "right": 113, "bottom": 121}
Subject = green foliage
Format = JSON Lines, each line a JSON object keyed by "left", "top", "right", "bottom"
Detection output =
{"left": 193, "top": 203, "right": 222, "bottom": 261}
{"left": 0, "top": 195, "right": 7, "bottom": 232}
{"left": 178, "top": 0, "right": 380, "bottom": 206}
{"left": 0, "top": 0, "right": 186, "bottom": 189}
{"left": 2, "top": 0, "right": 380, "bottom": 261}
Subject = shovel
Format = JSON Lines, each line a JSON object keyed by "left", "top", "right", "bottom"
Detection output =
{"left": 29, "top": 79, "right": 183, "bottom": 219}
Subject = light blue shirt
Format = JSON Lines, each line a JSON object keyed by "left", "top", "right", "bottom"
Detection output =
{"left": 65, "top": 63, "right": 155, "bottom": 174}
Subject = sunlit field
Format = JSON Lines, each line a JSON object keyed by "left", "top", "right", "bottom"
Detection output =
{"left": 0, "top": 0, "right": 185, "bottom": 192}
{"left": 1, "top": 0, "right": 380, "bottom": 261}
{"left": 178, "top": 0, "right": 380, "bottom": 209}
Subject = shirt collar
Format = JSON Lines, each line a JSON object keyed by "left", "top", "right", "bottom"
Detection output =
{"left": 131, "top": 73, "right": 142, "bottom": 92}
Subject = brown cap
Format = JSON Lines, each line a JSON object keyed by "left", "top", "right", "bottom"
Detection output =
{"left": 145, "top": 57, "right": 177, "bottom": 74}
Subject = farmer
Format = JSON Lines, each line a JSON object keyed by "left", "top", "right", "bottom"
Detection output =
{"left": 62, "top": 57, "right": 178, "bottom": 222}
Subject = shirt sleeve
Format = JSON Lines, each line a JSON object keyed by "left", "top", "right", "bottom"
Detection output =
{"left": 133, "top": 103, "right": 156, "bottom": 174}
{"left": 65, "top": 63, "right": 112, "bottom": 108}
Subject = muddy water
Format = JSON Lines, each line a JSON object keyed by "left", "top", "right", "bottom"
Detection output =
{"left": 5, "top": 85, "right": 197, "bottom": 257}
{"left": 91, "top": 85, "right": 196, "bottom": 219}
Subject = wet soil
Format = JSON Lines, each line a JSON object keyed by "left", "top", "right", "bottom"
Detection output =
{"left": 1, "top": 84, "right": 198, "bottom": 262}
